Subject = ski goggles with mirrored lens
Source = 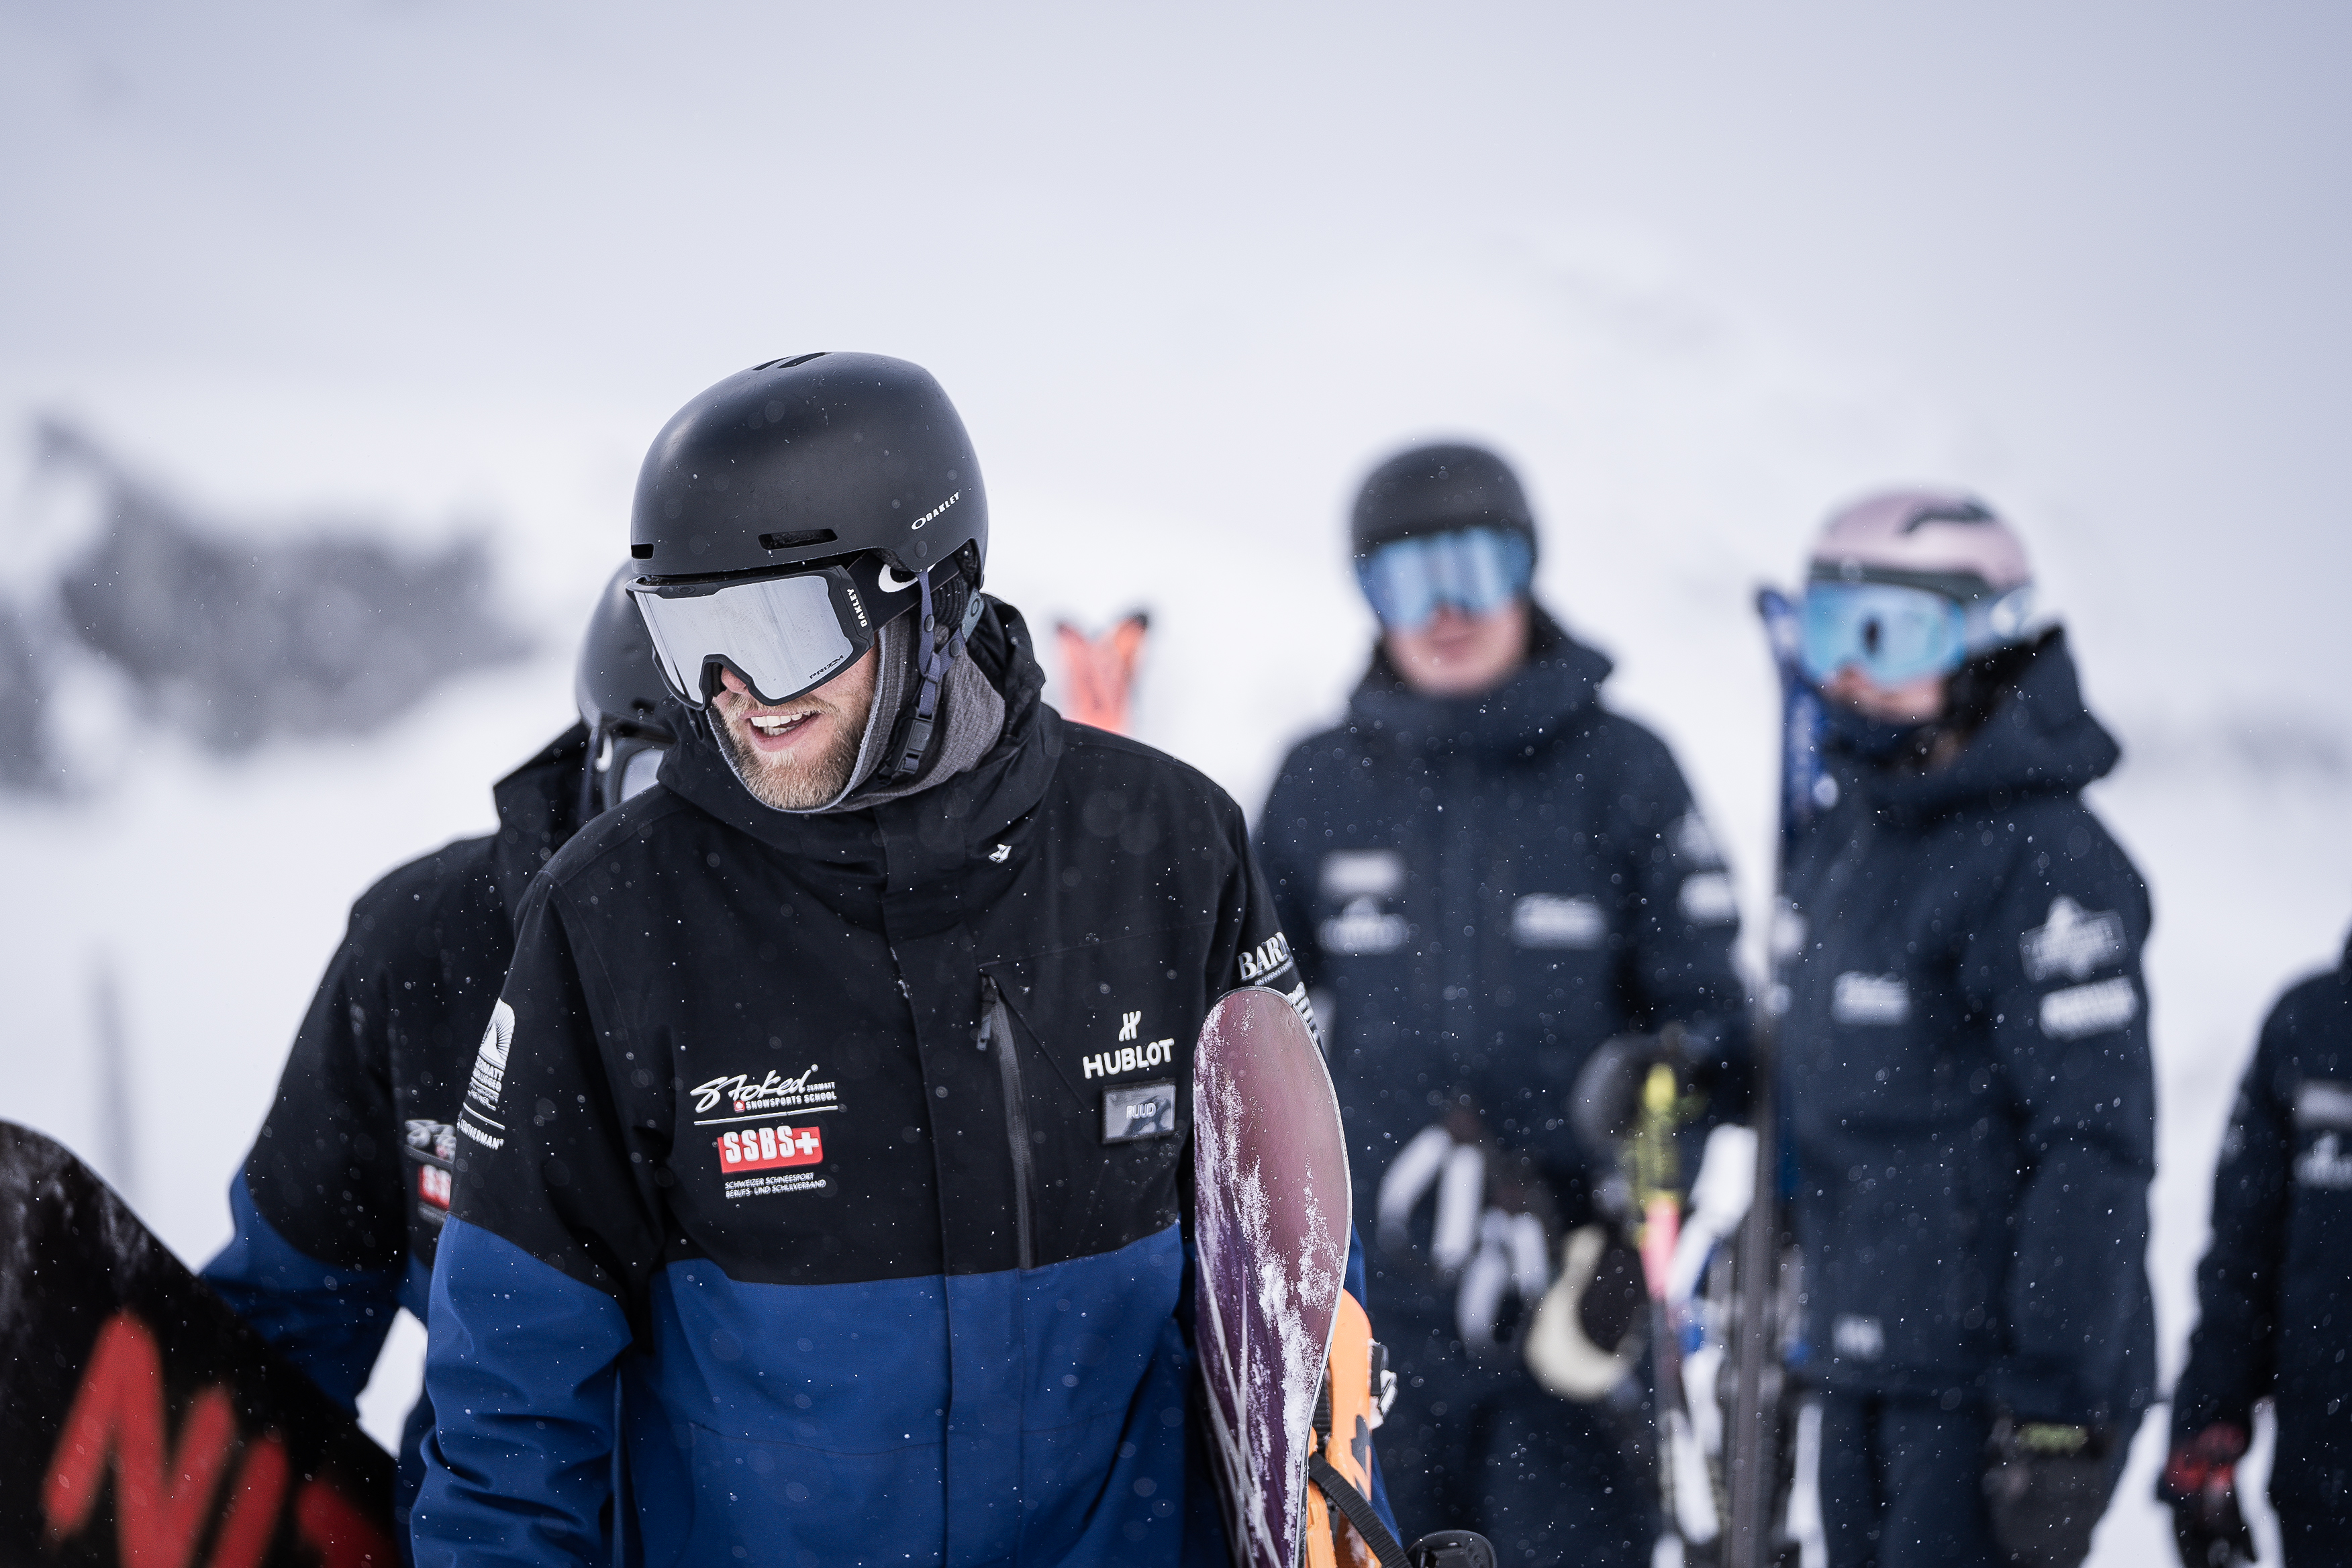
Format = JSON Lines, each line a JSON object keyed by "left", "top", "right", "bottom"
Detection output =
{"left": 1800, "top": 580, "right": 1971, "bottom": 686}
{"left": 628, "top": 554, "right": 922, "bottom": 709}
{"left": 1357, "top": 528, "right": 1535, "bottom": 631}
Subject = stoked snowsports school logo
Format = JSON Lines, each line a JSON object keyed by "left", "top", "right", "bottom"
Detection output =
{"left": 458, "top": 1000, "right": 515, "bottom": 1150}
{"left": 2021, "top": 897, "right": 2125, "bottom": 982}
{"left": 689, "top": 1065, "right": 838, "bottom": 1122}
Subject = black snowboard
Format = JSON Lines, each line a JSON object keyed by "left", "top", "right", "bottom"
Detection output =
{"left": 0, "top": 1120, "right": 396, "bottom": 1568}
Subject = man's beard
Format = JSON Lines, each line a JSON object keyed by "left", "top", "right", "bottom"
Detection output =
{"left": 714, "top": 702, "right": 869, "bottom": 811}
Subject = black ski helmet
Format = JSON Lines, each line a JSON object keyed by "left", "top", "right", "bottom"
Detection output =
{"left": 1350, "top": 442, "right": 1538, "bottom": 567}
{"left": 575, "top": 563, "right": 677, "bottom": 814}
{"left": 629, "top": 352, "right": 986, "bottom": 586}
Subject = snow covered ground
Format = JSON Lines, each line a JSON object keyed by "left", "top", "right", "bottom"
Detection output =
{"left": 5, "top": 7, "right": 2349, "bottom": 1562}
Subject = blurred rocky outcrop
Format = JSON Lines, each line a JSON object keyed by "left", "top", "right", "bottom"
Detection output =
{"left": 0, "top": 416, "right": 531, "bottom": 789}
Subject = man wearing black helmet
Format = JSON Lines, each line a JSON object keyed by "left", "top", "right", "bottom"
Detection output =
{"left": 411, "top": 354, "right": 1394, "bottom": 1568}
{"left": 201, "top": 565, "right": 675, "bottom": 1556}
{"left": 1254, "top": 444, "right": 1750, "bottom": 1567}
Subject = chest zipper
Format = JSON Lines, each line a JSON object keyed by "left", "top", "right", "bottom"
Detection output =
{"left": 977, "top": 973, "right": 1036, "bottom": 1271}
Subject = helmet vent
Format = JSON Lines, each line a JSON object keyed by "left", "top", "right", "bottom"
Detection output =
{"left": 630, "top": 543, "right": 653, "bottom": 559}
{"left": 752, "top": 352, "right": 829, "bottom": 372}
{"left": 760, "top": 528, "right": 838, "bottom": 551}
{"left": 1902, "top": 499, "right": 1995, "bottom": 532}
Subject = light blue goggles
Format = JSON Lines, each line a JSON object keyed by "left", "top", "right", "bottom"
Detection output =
{"left": 1800, "top": 579, "right": 2035, "bottom": 686}
{"left": 1357, "top": 528, "right": 1534, "bottom": 631}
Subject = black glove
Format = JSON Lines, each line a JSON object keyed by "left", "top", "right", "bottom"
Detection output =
{"left": 1982, "top": 1415, "right": 2116, "bottom": 1568}
{"left": 2157, "top": 1424, "right": 2256, "bottom": 1568}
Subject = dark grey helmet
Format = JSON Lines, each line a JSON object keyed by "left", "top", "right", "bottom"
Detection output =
{"left": 575, "top": 563, "right": 676, "bottom": 814}
{"left": 1350, "top": 442, "right": 1537, "bottom": 565}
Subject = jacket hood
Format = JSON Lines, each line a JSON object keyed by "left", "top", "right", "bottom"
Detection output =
{"left": 658, "top": 597, "right": 1061, "bottom": 888}
{"left": 1344, "top": 603, "right": 1612, "bottom": 760}
{"left": 1850, "top": 629, "right": 2120, "bottom": 824}
{"left": 489, "top": 723, "right": 593, "bottom": 922}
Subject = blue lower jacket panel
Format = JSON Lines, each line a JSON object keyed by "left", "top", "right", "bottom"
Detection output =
{"left": 200, "top": 1173, "right": 402, "bottom": 1411}
{"left": 417, "top": 1217, "right": 1210, "bottom": 1567}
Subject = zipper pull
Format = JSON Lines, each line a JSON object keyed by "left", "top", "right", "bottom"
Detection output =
{"left": 977, "top": 973, "right": 999, "bottom": 1051}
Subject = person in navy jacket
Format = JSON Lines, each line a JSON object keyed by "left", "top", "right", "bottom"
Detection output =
{"left": 1255, "top": 443, "right": 1751, "bottom": 1568}
{"left": 411, "top": 354, "right": 1393, "bottom": 1567}
{"left": 2161, "top": 926, "right": 2352, "bottom": 1568}
{"left": 201, "top": 567, "right": 674, "bottom": 1554}
{"left": 1779, "top": 490, "right": 2156, "bottom": 1568}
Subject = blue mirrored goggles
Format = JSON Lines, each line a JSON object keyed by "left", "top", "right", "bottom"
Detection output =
{"left": 1357, "top": 528, "right": 1534, "bottom": 631}
{"left": 1800, "top": 579, "right": 2041, "bottom": 687}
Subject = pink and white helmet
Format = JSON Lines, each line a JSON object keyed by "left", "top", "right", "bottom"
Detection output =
{"left": 1809, "top": 488, "right": 2032, "bottom": 599}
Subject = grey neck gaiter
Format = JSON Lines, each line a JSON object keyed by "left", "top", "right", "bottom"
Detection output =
{"left": 769, "top": 609, "right": 1004, "bottom": 816}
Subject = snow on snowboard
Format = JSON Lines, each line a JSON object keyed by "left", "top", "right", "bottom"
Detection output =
{"left": 1192, "top": 985, "right": 1354, "bottom": 1568}
{"left": 0, "top": 1120, "right": 396, "bottom": 1568}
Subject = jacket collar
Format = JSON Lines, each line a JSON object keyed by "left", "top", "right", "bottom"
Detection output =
{"left": 1343, "top": 603, "right": 1612, "bottom": 760}
{"left": 1846, "top": 630, "right": 2120, "bottom": 825}
{"left": 490, "top": 724, "right": 593, "bottom": 923}
{"left": 659, "top": 598, "right": 1061, "bottom": 892}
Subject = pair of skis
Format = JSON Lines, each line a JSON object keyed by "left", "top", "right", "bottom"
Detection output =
{"left": 1636, "top": 588, "right": 1818, "bottom": 1568}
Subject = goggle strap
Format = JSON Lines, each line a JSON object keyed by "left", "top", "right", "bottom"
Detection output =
{"left": 891, "top": 569, "right": 981, "bottom": 779}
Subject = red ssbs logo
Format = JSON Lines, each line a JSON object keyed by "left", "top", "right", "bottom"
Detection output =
{"left": 718, "top": 1124, "right": 823, "bottom": 1173}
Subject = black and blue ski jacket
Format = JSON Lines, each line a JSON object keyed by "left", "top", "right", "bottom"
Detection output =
{"left": 202, "top": 727, "right": 589, "bottom": 1529}
{"left": 1782, "top": 630, "right": 2157, "bottom": 1428}
{"left": 1255, "top": 608, "right": 1750, "bottom": 1237}
{"left": 412, "top": 602, "right": 1385, "bottom": 1568}
{"left": 2169, "top": 930, "right": 2352, "bottom": 1521}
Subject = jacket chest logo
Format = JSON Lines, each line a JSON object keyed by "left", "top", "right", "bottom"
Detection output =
{"left": 1512, "top": 893, "right": 1605, "bottom": 949}
{"left": 1831, "top": 972, "right": 1910, "bottom": 1027}
{"left": 1320, "top": 850, "right": 1408, "bottom": 957}
{"left": 691, "top": 1065, "right": 839, "bottom": 1124}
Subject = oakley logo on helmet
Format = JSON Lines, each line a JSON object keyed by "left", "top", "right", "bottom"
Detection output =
{"left": 875, "top": 562, "right": 918, "bottom": 593}
{"left": 910, "top": 491, "right": 961, "bottom": 531}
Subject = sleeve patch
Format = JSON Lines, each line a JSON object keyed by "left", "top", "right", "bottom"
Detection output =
{"left": 458, "top": 999, "right": 515, "bottom": 1150}
{"left": 2020, "top": 897, "right": 2125, "bottom": 983}
{"left": 2038, "top": 977, "right": 2139, "bottom": 1040}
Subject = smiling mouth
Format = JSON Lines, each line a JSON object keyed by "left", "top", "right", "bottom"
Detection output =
{"left": 746, "top": 711, "right": 818, "bottom": 740}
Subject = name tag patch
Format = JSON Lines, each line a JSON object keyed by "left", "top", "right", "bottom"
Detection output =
{"left": 1103, "top": 1081, "right": 1177, "bottom": 1144}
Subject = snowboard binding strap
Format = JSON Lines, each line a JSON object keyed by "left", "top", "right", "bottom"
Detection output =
{"left": 1304, "top": 1289, "right": 1407, "bottom": 1568}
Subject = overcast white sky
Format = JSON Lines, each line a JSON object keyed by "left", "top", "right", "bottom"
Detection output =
{"left": 5, "top": 1, "right": 2348, "bottom": 730}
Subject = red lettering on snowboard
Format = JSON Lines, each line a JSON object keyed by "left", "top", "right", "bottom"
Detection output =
{"left": 42, "top": 1310, "right": 237, "bottom": 1568}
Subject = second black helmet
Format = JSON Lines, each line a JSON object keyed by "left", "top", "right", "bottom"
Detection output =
{"left": 1351, "top": 442, "right": 1537, "bottom": 566}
